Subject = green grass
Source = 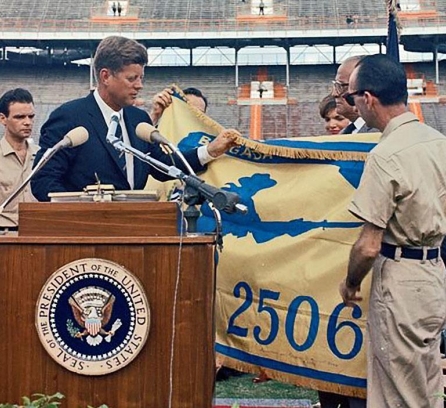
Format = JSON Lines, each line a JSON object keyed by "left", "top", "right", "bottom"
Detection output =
{"left": 214, "top": 373, "right": 319, "bottom": 403}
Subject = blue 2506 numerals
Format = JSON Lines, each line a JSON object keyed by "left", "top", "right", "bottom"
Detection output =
{"left": 227, "top": 281, "right": 363, "bottom": 360}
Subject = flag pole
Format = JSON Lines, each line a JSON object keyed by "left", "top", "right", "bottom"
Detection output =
{"left": 386, "top": 0, "right": 402, "bottom": 61}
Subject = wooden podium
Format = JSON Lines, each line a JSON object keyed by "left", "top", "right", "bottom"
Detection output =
{"left": 0, "top": 202, "right": 216, "bottom": 408}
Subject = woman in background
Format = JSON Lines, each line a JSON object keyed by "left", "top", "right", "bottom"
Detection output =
{"left": 315, "top": 95, "right": 365, "bottom": 408}
{"left": 319, "top": 94, "right": 349, "bottom": 135}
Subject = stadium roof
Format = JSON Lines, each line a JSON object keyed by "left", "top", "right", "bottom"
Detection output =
{"left": 2, "top": 0, "right": 446, "bottom": 56}
{"left": 2, "top": 27, "right": 446, "bottom": 55}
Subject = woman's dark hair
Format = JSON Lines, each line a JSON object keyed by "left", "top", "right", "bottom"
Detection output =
{"left": 319, "top": 94, "right": 337, "bottom": 119}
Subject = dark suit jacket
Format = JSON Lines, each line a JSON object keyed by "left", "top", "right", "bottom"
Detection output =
{"left": 31, "top": 93, "right": 205, "bottom": 201}
{"left": 340, "top": 120, "right": 379, "bottom": 134}
{"left": 357, "top": 123, "right": 379, "bottom": 134}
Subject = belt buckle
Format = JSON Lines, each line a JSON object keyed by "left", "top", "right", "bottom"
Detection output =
{"left": 421, "top": 247, "right": 428, "bottom": 264}
{"left": 394, "top": 246, "right": 402, "bottom": 262}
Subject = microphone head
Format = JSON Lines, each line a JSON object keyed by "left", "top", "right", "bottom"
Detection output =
{"left": 136, "top": 122, "right": 157, "bottom": 143}
{"left": 65, "top": 126, "right": 89, "bottom": 148}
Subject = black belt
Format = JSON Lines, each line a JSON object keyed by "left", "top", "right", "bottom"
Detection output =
{"left": 0, "top": 226, "right": 18, "bottom": 232}
{"left": 380, "top": 242, "right": 440, "bottom": 261}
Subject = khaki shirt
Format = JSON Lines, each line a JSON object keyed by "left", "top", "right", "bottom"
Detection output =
{"left": 349, "top": 112, "right": 446, "bottom": 247}
{"left": 0, "top": 137, "right": 39, "bottom": 227}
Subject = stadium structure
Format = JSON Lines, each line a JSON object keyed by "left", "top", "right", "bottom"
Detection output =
{"left": 1, "top": 0, "right": 446, "bottom": 139}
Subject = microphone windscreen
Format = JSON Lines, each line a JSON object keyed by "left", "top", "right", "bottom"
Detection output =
{"left": 66, "top": 126, "right": 89, "bottom": 147}
{"left": 136, "top": 122, "right": 156, "bottom": 143}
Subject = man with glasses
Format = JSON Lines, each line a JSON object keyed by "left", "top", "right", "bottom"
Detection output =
{"left": 339, "top": 54, "right": 446, "bottom": 407}
{"left": 317, "top": 55, "right": 370, "bottom": 408}
{"left": 331, "top": 56, "right": 375, "bottom": 135}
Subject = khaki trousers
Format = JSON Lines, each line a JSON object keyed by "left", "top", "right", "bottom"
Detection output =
{"left": 366, "top": 255, "right": 446, "bottom": 408}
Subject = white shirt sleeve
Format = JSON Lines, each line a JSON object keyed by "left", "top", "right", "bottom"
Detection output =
{"left": 197, "top": 145, "right": 216, "bottom": 165}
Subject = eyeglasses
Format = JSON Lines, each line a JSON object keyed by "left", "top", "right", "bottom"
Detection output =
{"left": 343, "top": 90, "right": 366, "bottom": 106}
{"left": 343, "top": 89, "right": 379, "bottom": 106}
{"left": 332, "top": 80, "right": 349, "bottom": 96}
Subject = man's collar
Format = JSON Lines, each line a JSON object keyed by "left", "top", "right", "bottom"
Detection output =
{"left": 0, "top": 137, "right": 14, "bottom": 156}
{"left": 0, "top": 137, "right": 37, "bottom": 157}
{"left": 381, "top": 111, "right": 419, "bottom": 141}
{"left": 93, "top": 89, "right": 123, "bottom": 123}
{"left": 353, "top": 117, "right": 365, "bottom": 131}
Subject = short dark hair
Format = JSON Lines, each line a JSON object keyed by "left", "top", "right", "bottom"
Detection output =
{"left": 183, "top": 87, "right": 208, "bottom": 111}
{"left": 354, "top": 54, "right": 408, "bottom": 106}
{"left": 0, "top": 88, "right": 34, "bottom": 116}
{"left": 93, "top": 36, "right": 148, "bottom": 80}
{"left": 319, "top": 94, "right": 337, "bottom": 119}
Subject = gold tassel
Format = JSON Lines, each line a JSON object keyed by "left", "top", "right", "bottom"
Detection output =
{"left": 172, "top": 84, "right": 370, "bottom": 162}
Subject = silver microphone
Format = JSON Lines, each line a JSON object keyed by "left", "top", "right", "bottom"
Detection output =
{"left": 135, "top": 122, "right": 196, "bottom": 175}
{"left": 106, "top": 113, "right": 121, "bottom": 145}
{"left": 0, "top": 126, "right": 89, "bottom": 212}
{"left": 136, "top": 122, "right": 172, "bottom": 145}
{"left": 41, "top": 126, "right": 89, "bottom": 161}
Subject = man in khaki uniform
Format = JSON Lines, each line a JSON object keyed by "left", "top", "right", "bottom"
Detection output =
{"left": 339, "top": 54, "right": 446, "bottom": 407}
{"left": 0, "top": 88, "right": 39, "bottom": 230}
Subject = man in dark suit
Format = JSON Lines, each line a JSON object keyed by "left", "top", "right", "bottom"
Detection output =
{"left": 31, "top": 36, "right": 235, "bottom": 201}
{"left": 319, "top": 55, "right": 369, "bottom": 408}
{"left": 332, "top": 56, "right": 377, "bottom": 135}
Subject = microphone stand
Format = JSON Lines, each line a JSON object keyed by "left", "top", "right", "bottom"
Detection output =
{"left": 0, "top": 146, "right": 63, "bottom": 213}
{"left": 107, "top": 135, "right": 247, "bottom": 249}
{"left": 165, "top": 142, "right": 196, "bottom": 176}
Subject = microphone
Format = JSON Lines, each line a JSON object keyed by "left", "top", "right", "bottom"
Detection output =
{"left": 106, "top": 113, "right": 121, "bottom": 145}
{"left": 135, "top": 123, "right": 246, "bottom": 214}
{"left": 136, "top": 122, "right": 196, "bottom": 176}
{"left": 104, "top": 136, "right": 248, "bottom": 215}
{"left": 136, "top": 122, "right": 171, "bottom": 145}
{"left": 183, "top": 174, "right": 248, "bottom": 215}
{"left": 55, "top": 126, "right": 89, "bottom": 149}
{"left": 40, "top": 126, "right": 89, "bottom": 162}
{"left": 0, "top": 126, "right": 89, "bottom": 213}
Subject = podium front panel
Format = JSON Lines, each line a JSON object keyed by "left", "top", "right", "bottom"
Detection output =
{"left": 0, "top": 236, "right": 215, "bottom": 408}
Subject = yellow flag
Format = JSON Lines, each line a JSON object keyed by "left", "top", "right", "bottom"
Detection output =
{"left": 156, "top": 86, "right": 381, "bottom": 398}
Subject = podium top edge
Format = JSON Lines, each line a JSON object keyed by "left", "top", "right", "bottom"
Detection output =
{"left": 0, "top": 235, "right": 216, "bottom": 245}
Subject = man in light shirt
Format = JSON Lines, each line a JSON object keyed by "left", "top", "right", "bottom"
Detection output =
{"left": 340, "top": 54, "right": 446, "bottom": 408}
{"left": 0, "top": 88, "right": 39, "bottom": 229}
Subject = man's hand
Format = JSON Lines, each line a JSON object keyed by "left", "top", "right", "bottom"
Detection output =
{"left": 150, "top": 87, "right": 174, "bottom": 125}
{"left": 339, "top": 222, "right": 383, "bottom": 307}
{"left": 207, "top": 129, "right": 240, "bottom": 158}
{"left": 339, "top": 278, "right": 363, "bottom": 307}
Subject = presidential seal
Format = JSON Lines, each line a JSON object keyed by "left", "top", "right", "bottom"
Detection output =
{"left": 35, "top": 258, "right": 150, "bottom": 376}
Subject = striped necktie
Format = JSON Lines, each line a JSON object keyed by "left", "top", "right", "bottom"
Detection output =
{"left": 116, "top": 122, "right": 126, "bottom": 172}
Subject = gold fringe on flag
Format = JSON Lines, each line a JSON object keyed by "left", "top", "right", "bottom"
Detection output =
{"left": 172, "top": 84, "right": 371, "bottom": 162}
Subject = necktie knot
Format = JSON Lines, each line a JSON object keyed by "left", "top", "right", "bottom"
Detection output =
{"left": 343, "top": 122, "right": 357, "bottom": 134}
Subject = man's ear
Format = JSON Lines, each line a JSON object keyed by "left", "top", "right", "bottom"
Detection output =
{"left": 99, "top": 68, "right": 112, "bottom": 85}
{"left": 0, "top": 112, "right": 7, "bottom": 126}
{"left": 363, "top": 91, "right": 375, "bottom": 109}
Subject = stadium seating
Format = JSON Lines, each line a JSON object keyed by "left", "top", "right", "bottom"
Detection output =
{"left": 3, "top": 0, "right": 446, "bottom": 36}
{"left": 0, "top": 0, "right": 407, "bottom": 32}
{"left": 0, "top": 0, "right": 445, "bottom": 142}
{"left": 4, "top": 0, "right": 446, "bottom": 35}
{"left": 2, "top": 59, "right": 446, "bottom": 141}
